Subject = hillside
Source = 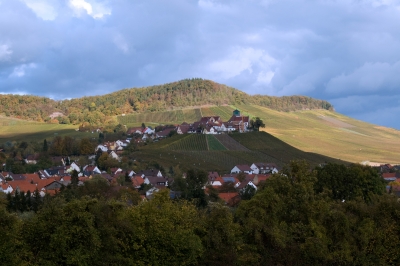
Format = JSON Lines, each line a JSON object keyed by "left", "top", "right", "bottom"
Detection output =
{"left": 128, "top": 131, "right": 343, "bottom": 173}
{"left": 120, "top": 106, "right": 399, "bottom": 165}
{"left": 0, "top": 79, "right": 332, "bottom": 124}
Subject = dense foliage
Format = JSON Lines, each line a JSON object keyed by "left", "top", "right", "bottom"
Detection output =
{"left": 0, "top": 79, "right": 333, "bottom": 125}
{"left": 1, "top": 161, "right": 397, "bottom": 265}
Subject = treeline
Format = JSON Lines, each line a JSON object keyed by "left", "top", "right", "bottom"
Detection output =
{"left": 0, "top": 79, "right": 333, "bottom": 125}
{"left": 2, "top": 161, "right": 400, "bottom": 265}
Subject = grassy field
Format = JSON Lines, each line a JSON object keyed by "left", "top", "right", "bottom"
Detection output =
{"left": 0, "top": 116, "right": 95, "bottom": 143}
{"left": 238, "top": 106, "right": 400, "bottom": 164}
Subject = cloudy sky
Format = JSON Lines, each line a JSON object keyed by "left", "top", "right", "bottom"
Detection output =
{"left": 1, "top": 0, "right": 399, "bottom": 129}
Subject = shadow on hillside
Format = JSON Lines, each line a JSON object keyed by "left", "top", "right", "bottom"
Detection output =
{"left": 0, "top": 129, "right": 95, "bottom": 144}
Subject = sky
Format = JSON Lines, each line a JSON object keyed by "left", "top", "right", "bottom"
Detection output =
{"left": 1, "top": 0, "right": 400, "bottom": 130}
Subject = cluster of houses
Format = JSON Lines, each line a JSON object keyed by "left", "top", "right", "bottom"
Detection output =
{"left": 0, "top": 159, "right": 279, "bottom": 204}
{"left": 127, "top": 109, "right": 250, "bottom": 142}
{"left": 94, "top": 139, "right": 131, "bottom": 161}
{"left": 3, "top": 151, "right": 400, "bottom": 204}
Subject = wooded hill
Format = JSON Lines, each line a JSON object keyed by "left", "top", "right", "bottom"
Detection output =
{"left": 0, "top": 79, "right": 332, "bottom": 124}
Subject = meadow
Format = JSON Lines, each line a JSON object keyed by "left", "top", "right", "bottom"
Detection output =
{"left": 0, "top": 116, "right": 94, "bottom": 143}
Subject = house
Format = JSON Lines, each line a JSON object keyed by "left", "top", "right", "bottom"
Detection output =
{"left": 231, "top": 165, "right": 253, "bottom": 174}
{"left": 143, "top": 176, "right": 169, "bottom": 187}
{"left": 250, "top": 163, "right": 279, "bottom": 174}
{"left": 139, "top": 169, "right": 163, "bottom": 178}
{"left": 25, "top": 154, "right": 39, "bottom": 164}
{"left": 82, "top": 165, "right": 101, "bottom": 177}
{"left": 8, "top": 180, "right": 37, "bottom": 195}
{"left": 1, "top": 183, "right": 13, "bottom": 194}
{"left": 252, "top": 174, "right": 271, "bottom": 186}
{"left": 146, "top": 186, "right": 159, "bottom": 199}
{"left": 51, "top": 156, "right": 66, "bottom": 166}
{"left": 67, "top": 162, "right": 81, "bottom": 173}
{"left": 127, "top": 127, "right": 144, "bottom": 135}
{"left": 237, "top": 176, "right": 258, "bottom": 191}
{"left": 228, "top": 110, "right": 250, "bottom": 132}
{"left": 10, "top": 173, "right": 27, "bottom": 181}
{"left": 218, "top": 192, "right": 240, "bottom": 206}
{"left": 382, "top": 172, "right": 400, "bottom": 182}
{"left": 131, "top": 175, "right": 145, "bottom": 189}
{"left": 108, "top": 150, "right": 121, "bottom": 162}
{"left": 95, "top": 144, "right": 108, "bottom": 152}
{"left": 156, "top": 127, "right": 176, "bottom": 138}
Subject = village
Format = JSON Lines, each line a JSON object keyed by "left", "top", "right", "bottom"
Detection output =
{"left": 1, "top": 109, "right": 400, "bottom": 205}
{"left": 126, "top": 109, "right": 252, "bottom": 141}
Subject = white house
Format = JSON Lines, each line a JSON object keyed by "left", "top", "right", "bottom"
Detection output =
{"left": 95, "top": 144, "right": 108, "bottom": 152}
{"left": 1, "top": 184, "right": 13, "bottom": 194}
{"left": 231, "top": 165, "right": 253, "bottom": 174}
{"left": 67, "top": 162, "right": 81, "bottom": 173}
{"left": 250, "top": 163, "right": 279, "bottom": 174}
{"left": 108, "top": 151, "right": 121, "bottom": 162}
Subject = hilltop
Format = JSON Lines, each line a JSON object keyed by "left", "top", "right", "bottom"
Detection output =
{"left": 0, "top": 78, "right": 332, "bottom": 124}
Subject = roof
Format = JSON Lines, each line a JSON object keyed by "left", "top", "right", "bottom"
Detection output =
{"left": 218, "top": 192, "right": 239, "bottom": 204}
{"left": 228, "top": 115, "right": 249, "bottom": 123}
{"left": 234, "top": 165, "right": 252, "bottom": 172}
{"left": 132, "top": 176, "right": 144, "bottom": 187}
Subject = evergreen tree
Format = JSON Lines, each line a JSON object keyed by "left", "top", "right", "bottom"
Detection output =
{"left": 71, "top": 170, "right": 79, "bottom": 187}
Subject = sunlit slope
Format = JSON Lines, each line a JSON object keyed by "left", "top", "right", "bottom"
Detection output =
{"left": 118, "top": 105, "right": 400, "bottom": 164}
{"left": 234, "top": 105, "right": 400, "bottom": 164}
{"left": 0, "top": 116, "right": 93, "bottom": 142}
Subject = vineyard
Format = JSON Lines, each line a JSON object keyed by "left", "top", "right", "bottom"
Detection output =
{"left": 165, "top": 134, "right": 208, "bottom": 151}
{"left": 206, "top": 135, "right": 227, "bottom": 151}
{"left": 117, "top": 106, "right": 237, "bottom": 126}
{"left": 214, "top": 134, "right": 250, "bottom": 151}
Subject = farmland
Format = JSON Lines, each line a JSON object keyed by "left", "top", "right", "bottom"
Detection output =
{"left": 0, "top": 116, "right": 94, "bottom": 143}
{"left": 134, "top": 131, "right": 343, "bottom": 172}
{"left": 117, "top": 106, "right": 235, "bottom": 126}
{"left": 119, "top": 105, "right": 400, "bottom": 164}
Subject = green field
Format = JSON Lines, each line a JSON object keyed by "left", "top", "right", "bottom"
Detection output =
{"left": 0, "top": 116, "right": 95, "bottom": 143}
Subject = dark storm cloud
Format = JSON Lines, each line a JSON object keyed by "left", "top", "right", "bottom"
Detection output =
{"left": 0, "top": 0, "right": 399, "bottom": 129}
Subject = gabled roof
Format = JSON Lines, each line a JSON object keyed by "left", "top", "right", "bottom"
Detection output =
{"left": 233, "top": 165, "right": 252, "bottom": 172}
{"left": 218, "top": 192, "right": 239, "bottom": 204}
{"left": 8, "top": 180, "right": 37, "bottom": 193}
{"left": 10, "top": 173, "right": 27, "bottom": 181}
{"left": 228, "top": 115, "right": 249, "bottom": 123}
{"left": 208, "top": 171, "right": 219, "bottom": 181}
{"left": 132, "top": 175, "right": 144, "bottom": 187}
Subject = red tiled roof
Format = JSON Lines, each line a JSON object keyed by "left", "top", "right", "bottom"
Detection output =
{"left": 219, "top": 192, "right": 239, "bottom": 203}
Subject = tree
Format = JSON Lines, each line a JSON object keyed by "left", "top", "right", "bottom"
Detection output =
{"left": 185, "top": 169, "right": 208, "bottom": 208}
{"left": 71, "top": 170, "right": 79, "bottom": 187}
{"left": 315, "top": 163, "right": 385, "bottom": 202}
{"left": 239, "top": 185, "right": 256, "bottom": 200}
{"left": 79, "top": 138, "right": 94, "bottom": 155}
{"left": 250, "top": 117, "right": 265, "bottom": 131}
{"left": 124, "top": 189, "right": 204, "bottom": 265}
